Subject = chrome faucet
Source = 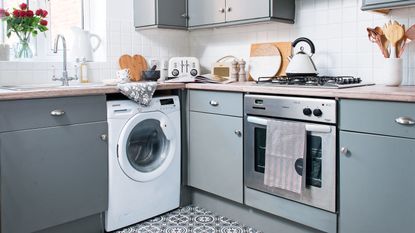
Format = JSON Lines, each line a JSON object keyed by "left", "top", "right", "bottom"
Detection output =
{"left": 53, "top": 34, "right": 77, "bottom": 86}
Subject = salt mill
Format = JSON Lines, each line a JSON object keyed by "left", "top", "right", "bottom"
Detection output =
{"left": 231, "top": 59, "right": 239, "bottom": 81}
{"left": 238, "top": 59, "right": 246, "bottom": 82}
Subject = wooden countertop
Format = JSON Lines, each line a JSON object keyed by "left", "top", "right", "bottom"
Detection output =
{"left": 0, "top": 83, "right": 186, "bottom": 101}
{"left": 0, "top": 81, "right": 414, "bottom": 102}
{"left": 186, "top": 82, "right": 415, "bottom": 102}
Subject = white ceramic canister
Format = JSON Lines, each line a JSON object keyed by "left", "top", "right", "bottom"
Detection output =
{"left": 384, "top": 58, "right": 403, "bottom": 86}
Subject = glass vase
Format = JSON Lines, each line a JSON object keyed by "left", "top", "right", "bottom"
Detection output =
{"left": 15, "top": 39, "right": 33, "bottom": 59}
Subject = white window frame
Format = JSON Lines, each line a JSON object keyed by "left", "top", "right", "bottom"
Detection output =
{"left": 0, "top": 0, "right": 90, "bottom": 61}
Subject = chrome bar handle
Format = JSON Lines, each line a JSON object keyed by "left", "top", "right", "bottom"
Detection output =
{"left": 50, "top": 109, "right": 65, "bottom": 116}
{"left": 246, "top": 116, "right": 331, "bottom": 133}
{"left": 395, "top": 117, "right": 415, "bottom": 126}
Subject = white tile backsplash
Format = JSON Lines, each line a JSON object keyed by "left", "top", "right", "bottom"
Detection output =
{"left": 189, "top": 0, "right": 415, "bottom": 85}
{"left": 1, "top": 0, "right": 415, "bottom": 86}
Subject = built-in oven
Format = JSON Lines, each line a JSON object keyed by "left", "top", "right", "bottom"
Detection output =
{"left": 244, "top": 94, "right": 337, "bottom": 213}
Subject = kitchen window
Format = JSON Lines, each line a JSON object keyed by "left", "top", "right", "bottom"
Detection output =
{"left": 0, "top": 0, "right": 90, "bottom": 60}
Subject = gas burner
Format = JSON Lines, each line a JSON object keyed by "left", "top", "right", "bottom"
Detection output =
{"left": 256, "top": 76, "right": 373, "bottom": 89}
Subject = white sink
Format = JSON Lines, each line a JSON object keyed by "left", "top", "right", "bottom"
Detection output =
{"left": 0, "top": 83, "right": 105, "bottom": 91}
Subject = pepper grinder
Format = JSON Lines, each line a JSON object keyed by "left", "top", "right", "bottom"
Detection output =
{"left": 238, "top": 59, "right": 246, "bottom": 82}
{"left": 230, "top": 59, "right": 239, "bottom": 81}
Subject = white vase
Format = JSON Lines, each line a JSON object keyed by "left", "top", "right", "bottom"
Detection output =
{"left": 384, "top": 58, "right": 403, "bottom": 86}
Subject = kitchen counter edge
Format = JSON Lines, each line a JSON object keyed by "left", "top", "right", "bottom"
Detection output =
{"left": 186, "top": 82, "right": 415, "bottom": 102}
{"left": 1, "top": 82, "right": 414, "bottom": 102}
{"left": 0, "top": 83, "right": 186, "bottom": 101}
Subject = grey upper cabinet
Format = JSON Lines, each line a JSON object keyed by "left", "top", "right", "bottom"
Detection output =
{"left": 0, "top": 95, "right": 108, "bottom": 233}
{"left": 225, "top": 0, "right": 269, "bottom": 22}
{"left": 188, "top": 0, "right": 226, "bottom": 27}
{"left": 362, "top": 0, "right": 415, "bottom": 10}
{"left": 188, "top": 0, "right": 295, "bottom": 28}
{"left": 134, "top": 0, "right": 187, "bottom": 29}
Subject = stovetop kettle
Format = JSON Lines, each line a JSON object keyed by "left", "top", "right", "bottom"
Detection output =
{"left": 286, "top": 37, "right": 318, "bottom": 76}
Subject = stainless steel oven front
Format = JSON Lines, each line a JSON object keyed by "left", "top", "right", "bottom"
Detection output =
{"left": 244, "top": 94, "right": 337, "bottom": 213}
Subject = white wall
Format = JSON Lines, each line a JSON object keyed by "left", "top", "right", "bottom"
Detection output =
{"left": 1, "top": 0, "right": 415, "bottom": 85}
{"left": 190, "top": 0, "right": 415, "bottom": 85}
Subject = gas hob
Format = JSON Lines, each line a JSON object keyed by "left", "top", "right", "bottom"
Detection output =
{"left": 256, "top": 76, "right": 375, "bottom": 89}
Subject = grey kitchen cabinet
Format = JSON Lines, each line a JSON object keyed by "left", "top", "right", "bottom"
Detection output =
{"left": 339, "top": 99, "right": 415, "bottom": 233}
{"left": 188, "top": 0, "right": 295, "bottom": 28}
{"left": 225, "top": 0, "right": 269, "bottom": 22}
{"left": 188, "top": 0, "right": 226, "bottom": 27}
{"left": 188, "top": 90, "right": 243, "bottom": 203}
{"left": 339, "top": 132, "right": 415, "bottom": 233}
{"left": 0, "top": 95, "right": 108, "bottom": 233}
{"left": 362, "top": 0, "right": 415, "bottom": 10}
{"left": 134, "top": 0, "right": 187, "bottom": 29}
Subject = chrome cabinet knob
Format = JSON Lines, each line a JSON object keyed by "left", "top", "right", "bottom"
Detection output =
{"left": 340, "top": 147, "right": 349, "bottom": 155}
{"left": 50, "top": 109, "right": 65, "bottom": 116}
{"left": 209, "top": 100, "right": 219, "bottom": 107}
{"left": 100, "top": 134, "right": 108, "bottom": 141}
{"left": 181, "top": 13, "right": 188, "bottom": 19}
{"left": 234, "top": 130, "right": 242, "bottom": 137}
{"left": 218, "top": 8, "right": 225, "bottom": 13}
{"left": 395, "top": 117, "right": 415, "bottom": 126}
{"left": 227, "top": 7, "right": 232, "bottom": 12}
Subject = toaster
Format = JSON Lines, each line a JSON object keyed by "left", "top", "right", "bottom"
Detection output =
{"left": 168, "top": 57, "right": 200, "bottom": 78}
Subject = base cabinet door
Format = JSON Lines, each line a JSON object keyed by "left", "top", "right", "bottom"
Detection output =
{"left": 188, "top": 111, "right": 243, "bottom": 203}
{"left": 0, "top": 122, "right": 108, "bottom": 233}
{"left": 339, "top": 131, "right": 415, "bottom": 233}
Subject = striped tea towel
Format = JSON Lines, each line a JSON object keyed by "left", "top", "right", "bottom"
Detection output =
{"left": 264, "top": 120, "right": 306, "bottom": 194}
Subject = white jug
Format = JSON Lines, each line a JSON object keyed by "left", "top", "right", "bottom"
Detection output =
{"left": 70, "top": 27, "right": 101, "bottom": 62}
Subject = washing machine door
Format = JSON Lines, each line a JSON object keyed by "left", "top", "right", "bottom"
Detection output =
{"left": 117, "top": 111, "right": 176, "bottom": 182}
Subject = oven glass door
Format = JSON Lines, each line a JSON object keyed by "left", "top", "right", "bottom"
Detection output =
{"left": 244, "top": 116, "right": 336, "bottom": 212}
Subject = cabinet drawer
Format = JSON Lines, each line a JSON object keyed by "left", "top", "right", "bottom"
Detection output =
{"left": 340, "top": 99, "right": 415, "bottom": 138}
{"left": 189, "top": 90, "right": 243, "bottom": 117}
{"left": 0, "top": 95, "right": 106, "bottom": 132}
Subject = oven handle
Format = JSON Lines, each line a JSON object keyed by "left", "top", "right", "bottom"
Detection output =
{"left": 247, "top": 116, "right": 332, "bottom": 133}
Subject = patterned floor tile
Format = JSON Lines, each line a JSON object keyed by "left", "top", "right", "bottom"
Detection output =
{"left": 115, "top": 205, "right": 262, "bottom": 233}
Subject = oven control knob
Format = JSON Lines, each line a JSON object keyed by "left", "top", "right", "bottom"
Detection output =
{"left": 303, "top": 108, "right": 312, "bottom": 116}
{"left": 171, "top": 69, "right": 180, "bottom": 77}
{"left": 313, "top": 109, "right": 323, "bottom": 117}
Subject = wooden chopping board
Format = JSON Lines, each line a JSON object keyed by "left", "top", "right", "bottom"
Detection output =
{"left": 249, "top": 42, "right": 292, "bottom": 80}
{"left": 119, "top": 54, "right": 148, "bottom": 81}
{"left": 249, "top": 43, "right": 281, "bottom": 81}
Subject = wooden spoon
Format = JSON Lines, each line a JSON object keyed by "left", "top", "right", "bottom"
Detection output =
{"left": 367, "top": 28, "right": 389, "bottom": 58}
{"left": 383, "top": 20, "right": 405, "bottom": 58}
{"left": 397, "top": 24, "right": 415, "bottom": 58}
{"left": 374, "top": 26, "right": 390, "bottom": 58}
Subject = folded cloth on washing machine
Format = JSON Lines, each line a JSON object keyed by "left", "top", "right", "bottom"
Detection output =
{"left": 118, "top": 82, "right": 157, "bottom": 106}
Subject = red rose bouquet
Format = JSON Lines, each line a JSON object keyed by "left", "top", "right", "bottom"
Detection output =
{"left": 0, "top": 3, "right": 49, "bottom": 58}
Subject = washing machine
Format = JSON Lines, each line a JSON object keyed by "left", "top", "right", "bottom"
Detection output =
{"left": 105, "top": 96, "right": 181, "bottom": 231}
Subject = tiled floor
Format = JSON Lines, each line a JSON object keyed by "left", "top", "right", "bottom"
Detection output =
{"left": 115, "top": 205, "right": 262, "bottom": 233}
